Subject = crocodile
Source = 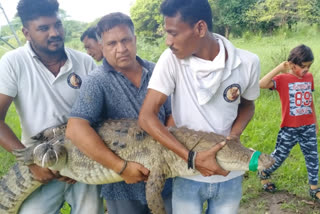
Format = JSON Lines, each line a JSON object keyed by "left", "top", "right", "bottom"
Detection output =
{"left": 0, "top": 119, "right": 275, "bottom": 214}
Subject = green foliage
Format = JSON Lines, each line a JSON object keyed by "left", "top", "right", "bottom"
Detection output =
{"left": 136, "top": 36, "right": 166, "bottom": 63}
{"left": 210, "top": 0, "right": 257, "bottom": 37}
{"left": 130, "top": 0, "right": 163, "bottom": 39}
{"left": 0, "top": 105, "right": 20, "bottom": 176}
{"left": 63, "top": 20, "right": 88, "bottom": 43}
{"left": 0, "top": 16, "right": 23, "bottom": 49}
{"left": 246, "top": 0, "right": 320, "bottom": 33}
{"left": 297, "top": 0, "right": 320, "bottom": 25}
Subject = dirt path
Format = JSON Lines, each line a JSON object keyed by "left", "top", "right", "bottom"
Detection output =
{"left": 239, "top": 190, "right": 320, "bottom": 214}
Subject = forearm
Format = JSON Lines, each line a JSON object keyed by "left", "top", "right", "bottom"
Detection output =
{"left": 139, "top": 111, "right": 189, "bottom": 161}
{"left": 229, "top": 98, "right": 255, "bottom": 138}
{"left": 66, "top": 118, "right": 124, "bottom": 173}
{"left": 0, "top": 120, "right": 25, "bottom": 152}
{"left": 139, "top": 89, "right": 189, "bottom": 161}
{"left": 165, "top": 114, "right": 176, "bottom": 127}
{"left": 259, "top": 63, "right": 286, "bottom": 89}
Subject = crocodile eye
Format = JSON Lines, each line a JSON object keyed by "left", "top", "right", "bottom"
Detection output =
{"left": 120, "top": 144, "right": 126, "bottom": 149}
{"left": 112, "top": 141, "right": 119, "bottom": 146}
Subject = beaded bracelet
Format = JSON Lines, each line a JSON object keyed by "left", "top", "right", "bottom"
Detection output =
{"left": 118, "top": 160, "right": 128, "bottom": 175}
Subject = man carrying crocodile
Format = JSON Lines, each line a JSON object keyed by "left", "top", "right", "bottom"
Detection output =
{"left": 139, "top": 0, "right": 261, "bottom": 213}
{"left": 0, "top": 0, "right": 104, "bottom": 213}
{"left": 66, "top": 12, "right": 173, "bottom": 214}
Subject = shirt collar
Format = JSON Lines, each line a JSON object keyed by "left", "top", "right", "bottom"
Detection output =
{"left": 25, "top": 41, "right": 73, "bottom": 75}
{"left": 102, "top": 55, "right": 148, "bottom": 73}
{"left": 180, "top": 33, "right": 241, "bottom": 73}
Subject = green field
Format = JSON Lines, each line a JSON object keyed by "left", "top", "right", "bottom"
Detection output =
{"left": 1, "top": 24, "right": 320, "bottom": 212}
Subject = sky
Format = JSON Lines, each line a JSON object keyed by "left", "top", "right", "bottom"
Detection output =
{"left": 0, "top": 0, "right": 135, "bottom": 24}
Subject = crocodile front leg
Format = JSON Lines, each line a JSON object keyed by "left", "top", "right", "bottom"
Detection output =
{"left": 146, "top": 162, "right": 167, "bottom": 214}
{"left": 12, "top": 145, "right": 37, "bottom": 166}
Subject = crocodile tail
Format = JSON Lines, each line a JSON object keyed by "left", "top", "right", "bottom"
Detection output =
{"left": 0, "top": 163, "right": 42, "bottom": 214}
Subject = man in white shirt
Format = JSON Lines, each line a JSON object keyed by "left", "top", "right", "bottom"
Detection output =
{"left": 0, "top": 0, "right": 103, "bottom": 213}
{"left": 139, "top": 0, "right": 260, "bottom": 213}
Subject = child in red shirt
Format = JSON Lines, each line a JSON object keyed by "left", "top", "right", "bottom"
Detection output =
{"left": 259, "top": 44, "right": 319, "bottom": 202}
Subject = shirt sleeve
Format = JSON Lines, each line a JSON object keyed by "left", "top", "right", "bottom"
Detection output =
{"left": 69, "top": 73, "right": 104, "bottom": 124}
{"left": 163, "top": 95, "right": 172, "bottom": 116}
{"left": 148, "top": 49, "right": 177, "bottom": 96}
{"left": 0, "top": 54, "right": 18, "bottom": 97}
{"left": 241, "top": 54, "right": 261, "bottom": 101}
{"left": 272, "top": 75, "right": 281, "bottom": 91}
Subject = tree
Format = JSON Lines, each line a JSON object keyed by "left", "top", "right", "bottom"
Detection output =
{"left": 130, "top": 0, "right": 163, "bottom": 39}
{"left": 210, "top": 0, "right": 257, "bottom": 38}
{"left": 297, "top": 0, "right": 320, "bottom": 25}
{"left": 245, "top": 0, "right": 320, "bottom": 33}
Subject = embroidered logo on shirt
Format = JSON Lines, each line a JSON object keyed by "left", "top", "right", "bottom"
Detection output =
{"left": 67, "top": 73, "right": 82, "bottom": 89}
{"left": 223, "top": 84, "right": 241, "bottom": 102}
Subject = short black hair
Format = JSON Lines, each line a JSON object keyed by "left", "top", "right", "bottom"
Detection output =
{"left": 17, "top": 0, "right": 59, "bottom": 27}
{"left": 160, "top": 0, "right": 213, "bottom": 32}
{"left": 288, "top": 44, "right": 314, "bottom": 66}
{"left": 80, "top": 26, "right": 98, "bottom": 42}
{"left": 96, "top": 12, "right": 134, "bottom": 39}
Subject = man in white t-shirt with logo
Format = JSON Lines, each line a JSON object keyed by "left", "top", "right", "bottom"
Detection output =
{"left": 139, "top": 0, "right": 260, "bottom": 213}
{"left": 0, "top": 0, "right": 103, "bottom": 213}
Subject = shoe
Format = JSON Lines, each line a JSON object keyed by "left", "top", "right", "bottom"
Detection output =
{"left": 309, "top": 188, "right": 320, "bottom": 202}
{"left": 262, "top": 182, "right": 277, "bottom": 193}
{"left": 258, "top": 171, "right": 277, "bottom": 193}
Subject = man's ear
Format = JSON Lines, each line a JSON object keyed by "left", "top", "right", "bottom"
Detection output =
{"left": 195, "top": 20, "right": 207, "bottom": 38}
{"left": 22, "top": 27, "right": 31, "bottom": 41}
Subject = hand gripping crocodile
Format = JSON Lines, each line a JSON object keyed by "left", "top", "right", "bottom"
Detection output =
{"left": 0, "top": 119, "right": 275, "bottom": 214}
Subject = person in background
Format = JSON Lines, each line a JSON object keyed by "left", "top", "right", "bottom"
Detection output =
{"left": 259, "top": 44, "right": 320, "bottom": 202}
{"left": 0, "top": 0, "right": 104, "bottom": 213}
{"left": 139, "top": 0, "right": 261, "bottom": 213}
{"left": 80, "top": 26, "right": 103, "bottom": 62}
{"left": 66, "top": 12, "right": 173, "bottom": 214}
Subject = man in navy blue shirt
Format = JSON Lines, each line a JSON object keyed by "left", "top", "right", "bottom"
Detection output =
{"left": 66, "top": 12, "right": 173, "bottom": 214}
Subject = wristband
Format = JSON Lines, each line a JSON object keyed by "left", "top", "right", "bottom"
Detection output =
{"left": 249, "top": 151, "right": 261, "bottom": 171}
{"left": 192, "top": 151, "right": 197, "bottom": 170}
{"left": 188, "top": 151, "right": 195, "bottom": 169}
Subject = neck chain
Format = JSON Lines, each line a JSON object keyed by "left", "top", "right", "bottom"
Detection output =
{"left": 39, "top": 54, "right": 66, "bottom": 67}
{"left": 39, "top": 55, "right": 66, "bottom": 76}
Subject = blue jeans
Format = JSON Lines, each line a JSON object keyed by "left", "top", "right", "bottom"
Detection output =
{"left": 106, "top": 191, "right": 172, "bottom": 214}
{"left": 18, "top": 180, "right": 104, "bottom": 214}
{"left": 172, "top": 176, "right": 243, "bottom": 214}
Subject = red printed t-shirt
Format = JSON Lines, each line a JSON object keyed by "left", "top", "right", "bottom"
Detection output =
{"left": 272, "top": 73, "right": 315, "bottom": 128}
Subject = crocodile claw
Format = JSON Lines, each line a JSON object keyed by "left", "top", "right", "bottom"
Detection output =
{"left": 12, "top": 146, "right": 36, "bottom": 165}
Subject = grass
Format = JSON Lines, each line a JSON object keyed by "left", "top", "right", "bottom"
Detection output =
{"left": 1, "top": 24, "right": 320, "bottom": 212}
